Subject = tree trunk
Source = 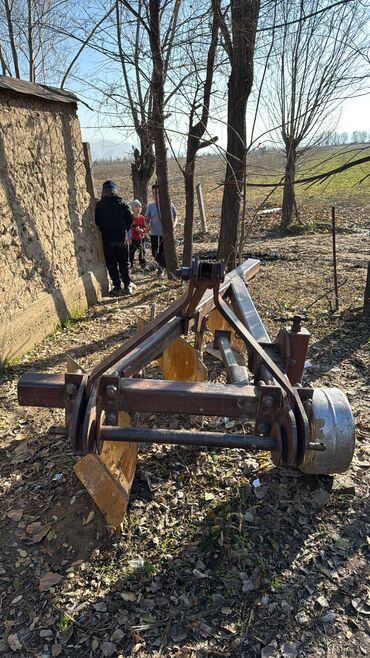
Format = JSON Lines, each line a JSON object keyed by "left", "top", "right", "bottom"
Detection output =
{"left": 218, "top": 104, "right": 246, "bottom": 269}
{"left": 217, "top": 0, "right": 260, "bottom": 270}
{"left": 281, "top": 141, "right": 297, "bottom": 230}
{"left": 182, "top": 3, "right": 219, "bottom": 267}
{"left": 148, "top": 0, "right": 178, "bottom": 276}
{"left": 364, "top": 261, "right": 370, "bottom": 318}
{"left": 28, "top": 0, "right": 34, "bottom": 82}
{"left": 130, "top": 137, "right": 155, "bottom": 208}
{"left": 4, "top": 0, "right": 20, "bottom": 78}
{"left": 182, "top": 141, "right": 197, "bottom": 267}
{"left": 0, "top": 45, "right": 10, "bottom": 75}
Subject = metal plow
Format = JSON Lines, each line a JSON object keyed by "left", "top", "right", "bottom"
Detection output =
{"left": 18, "top": 259, "right": 355, "bottom": 528}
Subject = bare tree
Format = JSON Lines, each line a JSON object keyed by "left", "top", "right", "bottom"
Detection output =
{"left": 64, "top": 0, "right": 183, "bottom": 206}
{"left": 114, "top": 0, "right": 155, "bottom": 205}
{"left": 1, "top": 0, "right": 21, "bottom": 77}
{"left": 181, "top": 2, "right": 220, "bottom": 266}
{"left": 115, "top": 0, "right": 183, "bottom": 205}
{"left": 147, "top": 0, "right": 177, "bottom": 275}
{"left": 0, "top": 0, "right": 83, "bottom": 82}
{"left": 265, "top": 0, "right": 367, "bottom": 230}
{"left": 216, "top": 0, "right": 260, "bottom": 269}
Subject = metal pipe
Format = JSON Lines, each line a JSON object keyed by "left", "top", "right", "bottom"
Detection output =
{"left": 215, "top": 293, "right": 297, "bottom": 403}
{"left": 217, "top": 332, "right": 250, "bottom": 385}
{"left": 99, "top": 426, "right": 276, "bottom": 451}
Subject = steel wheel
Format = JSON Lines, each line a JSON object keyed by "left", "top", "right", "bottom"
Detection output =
{"left": 299, "top": 388, "right": 355, "bottom": 474}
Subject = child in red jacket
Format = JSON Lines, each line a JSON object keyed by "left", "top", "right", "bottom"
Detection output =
{"left": 129, "top": 199, "right": 149, "bottom": 271}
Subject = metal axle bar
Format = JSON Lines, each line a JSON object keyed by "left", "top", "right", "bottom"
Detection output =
{"left": 98, "top": 426, "right": 276, "bottom": 451}
{"left": 215, "top": 330, "right": 250, "bottom": 385}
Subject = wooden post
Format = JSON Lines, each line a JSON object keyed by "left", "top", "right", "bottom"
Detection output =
{"left": 196, "top": 183, "right": 208, "bottom": 235}
{"left": 331, "top": 207, "right": 339, "bottom": 311}
{"left": 364, "top": 261, "right": 370, "bottom": 318}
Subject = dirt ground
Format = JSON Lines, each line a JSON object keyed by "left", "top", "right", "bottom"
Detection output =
{"left": 0, "top": 202, "right": 369, "bottom": 658}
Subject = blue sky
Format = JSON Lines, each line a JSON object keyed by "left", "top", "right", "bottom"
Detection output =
{"left": 77, "top": 90, "right": 370, "bottom": 159}
{"left": 68, "top": 6, "right": 370, "bottom": 157}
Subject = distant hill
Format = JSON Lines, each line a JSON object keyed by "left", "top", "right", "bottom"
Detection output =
{"left": 89, "top": 139, "right": 134, "bottom": 161}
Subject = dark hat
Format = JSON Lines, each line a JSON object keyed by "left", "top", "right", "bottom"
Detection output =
{"left": 102, "top": 180, "right": 117, "bottom": 190}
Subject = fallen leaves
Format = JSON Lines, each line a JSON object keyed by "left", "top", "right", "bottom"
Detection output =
{"left": 39, "top": 572, "right": 63, "bottom": 592}
{"left": 25, "top": 520, "right": 50, "bottom": 544}
{"left": 83, "top": 510, "right": 95, "bottom": 525}
{"left": 7, "top": 633, "right": 22, "bottom": 652}
{"left": 312, "top": 488, "right": 331, "bottom": 506}
{"left": 352, "top": 597, "right": 370, "bottom": 616}
{"left": 6, "top": 509, "right": 23, "bottom": 522}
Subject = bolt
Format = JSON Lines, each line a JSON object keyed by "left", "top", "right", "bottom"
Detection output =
{"left": 262, "top": 395, "right": 274, "bottom": 411}
{"left": 291, "top": 315, "right": 302, "bottom": 332}
{"left": 66, "top": 383, "right": 77, "bottom": 397}
{"left": 106, "top": 413, "right": 116, "bottom": 425}
{"left": 257, "top": 380, "right": 265, "bottom": 387}
{"left": 105, "top": 384, "right": 118, "bottom": 399}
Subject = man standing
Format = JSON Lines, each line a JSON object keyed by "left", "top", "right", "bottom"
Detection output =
{"left": 95, "top": 180, "right": 133, "bottom": 296}
{"left": 145, "top": 183, "right": 177, "bottom": 276}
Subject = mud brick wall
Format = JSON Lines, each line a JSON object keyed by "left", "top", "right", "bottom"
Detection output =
{"left": 0, "top": 89, "right": 108, "bottom": 362}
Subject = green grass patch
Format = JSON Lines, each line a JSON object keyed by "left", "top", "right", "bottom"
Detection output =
{"left": 247, "top": 145, "right": 370, "bottom": 206}
{"left": 0, "top": 354, "right": 23, "bottom": 374}
{"left": 58, "top": 307, "right": 87, "bottom": 331}
{"left": 270, "top": 575, "right": 283, "bottom": 590}
{"left": 57, "top": 612, "right": 73, "bottom": 631}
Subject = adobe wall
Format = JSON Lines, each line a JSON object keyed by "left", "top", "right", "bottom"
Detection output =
{"left": 0, "top": 90, "right": 108, "bottom": 363}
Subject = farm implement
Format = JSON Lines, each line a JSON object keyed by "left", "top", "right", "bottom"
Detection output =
{"left": 18, "top": 259, "right": 355, "bottom": 528}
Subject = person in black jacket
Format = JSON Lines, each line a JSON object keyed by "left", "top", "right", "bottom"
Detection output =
{"left": 95, "top": 180, "right": 133, "bottom": 296}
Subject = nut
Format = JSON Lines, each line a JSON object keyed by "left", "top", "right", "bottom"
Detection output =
{"left": 105, "top": 384, "right": 118, "bottom": 399}
{"left": 65, "top": 382, "right": 77, "bottom": 397}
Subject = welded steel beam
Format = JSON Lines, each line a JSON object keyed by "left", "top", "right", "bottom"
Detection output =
{"left": 18, "top": 373, "right": 68, "bottom": 408}
{"left": 109, "top": 316, "right": 184, "bottom": 377}
{"left": 229, "top": 276, "right": 271, "bottom": 343}
{"left": 112, "top": 379, "right": 260, "bottom": 417}
{"left": 88, "top": 293, "right": 189, "bottom": 387}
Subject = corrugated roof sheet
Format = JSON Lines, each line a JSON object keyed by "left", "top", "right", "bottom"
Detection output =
{"left": 0, "top": 75, "right": 78, "bottom": 105}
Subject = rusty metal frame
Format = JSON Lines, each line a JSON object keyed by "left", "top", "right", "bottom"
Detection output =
{"left": 18, "top": 258, "right": 320, "bottom": 467}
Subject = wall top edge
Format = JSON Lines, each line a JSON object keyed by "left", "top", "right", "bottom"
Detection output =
{"left": 0, "top": 75, "right": 78, "bottom": 106}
